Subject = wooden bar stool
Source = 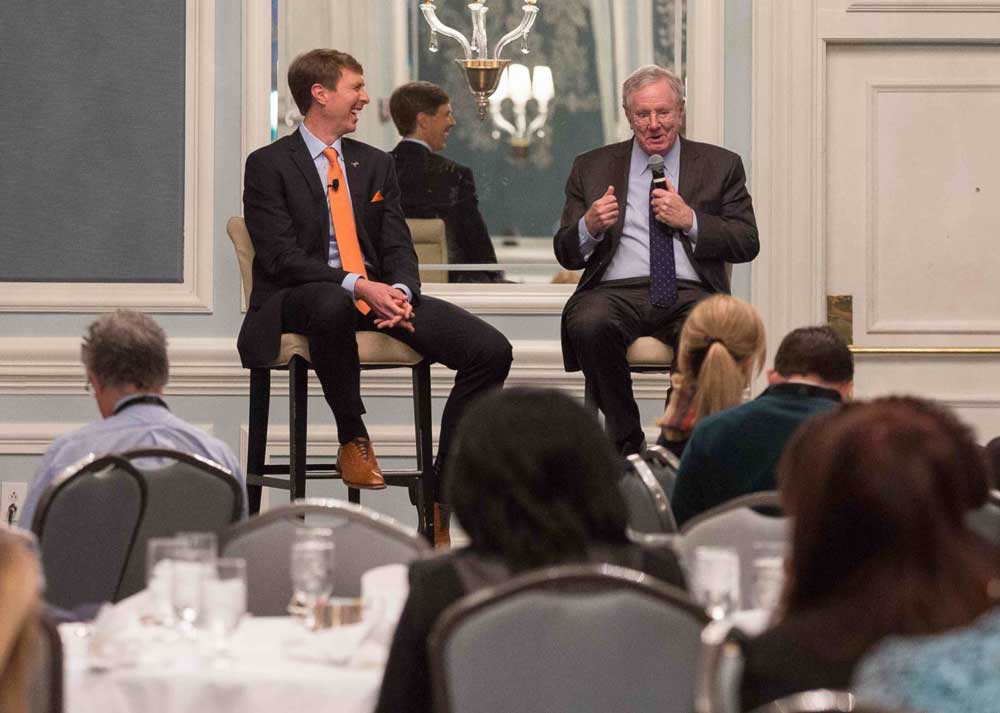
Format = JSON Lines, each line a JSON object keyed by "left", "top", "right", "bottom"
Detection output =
{"left": 227, "top": 217, "right": 437, "bottom": 540}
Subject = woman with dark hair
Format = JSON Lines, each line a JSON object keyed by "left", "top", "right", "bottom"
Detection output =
{"left": 740, "top": 396, "right": 1000, "bottom": 710}
{"left": 374, "top": 388, "right": 685, "bottom": 713}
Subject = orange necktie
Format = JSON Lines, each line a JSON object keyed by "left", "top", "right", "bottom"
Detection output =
{"left": 322, "top": 147, "right": 370, "bottom": 315}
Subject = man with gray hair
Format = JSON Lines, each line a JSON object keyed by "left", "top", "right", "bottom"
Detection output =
{"left": 554, "top": 64, "right": 759, "bottom": 455}
{"left": 19, "top": 310, "right": 245, "bottom": 526}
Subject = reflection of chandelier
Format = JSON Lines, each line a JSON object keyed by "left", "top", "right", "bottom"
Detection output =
{"left": 488, "top": 64, "right": 553, "bottom": 157}
{"left": 418, "top": 0, "right": 541, "bottom": 120}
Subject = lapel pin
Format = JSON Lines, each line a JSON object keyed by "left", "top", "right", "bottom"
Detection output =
{"left": 351, "top": 161, "right": 359, "bottom": 168}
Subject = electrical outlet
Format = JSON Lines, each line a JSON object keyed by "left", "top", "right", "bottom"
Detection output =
{"left": 2, "top": 482, "right": 27, "bottom": 525}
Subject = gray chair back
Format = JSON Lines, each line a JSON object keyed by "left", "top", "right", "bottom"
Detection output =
{"left": 746, "top": 689, "right": 910, "bottom": 713}
{"left": 32, "top": 454, "right": 146, "bottom": 610}
{"left": 677, "top": 492, "right": 788, "bottom": 611}
{"left": 966, "top": 489, "right": 1000, "bottom": 544}
{"left": 116, "top": 449, "right": 244, "bottom": 599}
{"left": 621, "top": 446, "right": 680, "bottom": 534}
{"left": 695, "top": 619, "right": 748, "bottom": 713}
{"left": 220, "top": 498, "right": 430, "bottom": 615}
{"left": 430, "top": 564, "right": 709, "bottom": 713}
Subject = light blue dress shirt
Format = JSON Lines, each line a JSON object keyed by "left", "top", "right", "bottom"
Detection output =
{"left": 577, "top": 137, "right": 700, "bottom": 283}
{"left": 20, "top": 394, "right": 247, "bottom": 527}
{"left": 298, "top": 124, "right": 412, "bottom": 302}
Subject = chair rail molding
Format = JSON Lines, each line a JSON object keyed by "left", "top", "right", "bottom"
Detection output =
{"left": 0, "top": 0, "right": 215, "bottom": 312}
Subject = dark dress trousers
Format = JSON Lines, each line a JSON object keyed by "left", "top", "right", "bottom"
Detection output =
{"left": 238, "top": 131, "right": 512, "bottom": 494}
{"left": 389, "top": 140, "right": 502, "bottom": 283}
{"left": 553, "top": 136, "right": 759, "bottom": 452}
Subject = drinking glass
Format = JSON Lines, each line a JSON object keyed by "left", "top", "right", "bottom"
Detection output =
{"left": 690, "top": 546, "right": 741, "bottom": 620}
{"left": 290, "top": 527, "right": 335, "bottom": 630}
{"left": 145, "top": 537, "right": 182, "bottom": 627}
{"left": 202, "top": 558, "right": 247, "bottom": 662}
{"left": 750, "top": 542, "right": 786, "bottom": 611}
{"left": 171, "top": 532, "right": 218, "bottom": 632}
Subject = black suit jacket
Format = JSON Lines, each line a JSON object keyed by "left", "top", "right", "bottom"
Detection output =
{"left": 553, "top": 137, "right": 759, "bottom": 371}
{"left": 237, "top": 131, "right": 420, "bottom": 367}
{"left": 389, "top": 141, "right": 500, "bottom": 281}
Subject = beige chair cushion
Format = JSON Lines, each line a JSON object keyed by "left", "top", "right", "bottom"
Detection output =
{"left": 407, "top": 218, "right": 447, "bottom": 284}
{"left": 626, "top": 337, "right": 674, "bottom": 368}
{"left": 226, "top": 217, "right": 256, "bottom": 305}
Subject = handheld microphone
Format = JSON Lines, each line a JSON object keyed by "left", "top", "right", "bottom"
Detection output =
{"left": 648, "top": 154, "right": 667, "bottom": 189}
{"left": 328, "top": 178, "right": 340, "bottom": 192}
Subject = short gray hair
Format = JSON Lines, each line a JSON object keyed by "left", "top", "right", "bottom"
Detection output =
{"left": 81, "top": 310, "right": 169, "bottom": 391}
{"left": 621, "top": 65, "right": 685, "bottom": 111}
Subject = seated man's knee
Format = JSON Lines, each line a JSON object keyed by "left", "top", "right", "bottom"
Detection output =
{"left": 297, "top": 283, "right": 355, "bottom": 333}
{"left": 566, "top": 303, "right": 622, "bottom": 346}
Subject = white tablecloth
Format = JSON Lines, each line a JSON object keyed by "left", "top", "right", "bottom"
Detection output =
{"left": 63, "top": 617, "right": 385, "bottom": 713}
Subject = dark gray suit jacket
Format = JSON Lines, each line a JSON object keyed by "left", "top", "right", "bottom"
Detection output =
{"left": 553, "top": 136, "right": 759, "bottom": 371}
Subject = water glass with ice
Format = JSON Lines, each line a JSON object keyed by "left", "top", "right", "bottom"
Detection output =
{"left": 690, "top": 546, "right": 741, "bottom": 620}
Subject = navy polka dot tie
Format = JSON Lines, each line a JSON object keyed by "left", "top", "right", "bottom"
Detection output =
{"left": 649, "top": 180, "right": 677, "bottom": 307}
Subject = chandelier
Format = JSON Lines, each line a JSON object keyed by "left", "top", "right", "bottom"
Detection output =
{"left": 418, "top": 0, "right": 541, "bottom": 120}
{"left": 488, "top": 63, "right": 554, "bottom": 157}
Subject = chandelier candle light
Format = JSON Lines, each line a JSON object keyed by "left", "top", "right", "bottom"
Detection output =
{"left": 488, "top": 63, "right": 554, "bottom": 156}
{"left": 419, "top": 0, "right": 541, "bottom": 120}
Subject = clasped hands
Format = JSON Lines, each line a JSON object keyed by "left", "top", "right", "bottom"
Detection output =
{"left": 583, "top": 181, "right": 693, "bottom": 236}
{"left": 355, "top": 279, "right": 415, "bottom": 332}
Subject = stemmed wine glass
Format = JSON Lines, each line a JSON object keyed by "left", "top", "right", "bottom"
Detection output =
{"left": 289, "top": 527, "right": 336, "bottom": 630}
{"left": 201, "top": 558, "right": 248, "bottom": 664}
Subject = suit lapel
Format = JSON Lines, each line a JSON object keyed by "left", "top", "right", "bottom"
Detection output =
{"left": 287, "top": 131, "right": 325, "bottom": 201}
{"left": 608, "top": 139, "right": 633, "bottom": 243}
{"left": 677, "top": 136, "right": 703, "bottom": 206}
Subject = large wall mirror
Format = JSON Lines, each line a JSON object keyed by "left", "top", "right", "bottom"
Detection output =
{"left": 245, "top": 0, "right": 713, "bottom": 314}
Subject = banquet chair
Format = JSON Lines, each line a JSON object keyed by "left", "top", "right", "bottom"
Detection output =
{"left": 620, "top": 445, "right": 680, "bottom": 534}
{"left": 745, "top": 690, "right": 909, "bottom": 713}
{"left": 429, "top": 563, "right": 708, "bottom": 713}
{"left": 115, "top": 448, "right": 244, "bottom": 599}
{"left": 694, "top": 618, "right": 749, "bottom": 713}
{"left": 220, "top": 498, "right": 430, "bottom": 616}
{"left": 31, "top": 454, "right": 146, "bottom": 610}
{"left": 227, "top": 217, "right": 436, "bottom": 541}
{"left": 676, "top": 492, "right": 788, "bottom": 611}
{"left": 966, "top": 488, "right": 1000, "bottom": 545}
{"left": 584, "top": 336, "right": 674, "bottom": 416}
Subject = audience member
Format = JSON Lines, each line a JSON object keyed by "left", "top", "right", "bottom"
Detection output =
{"left": 20, "top": 310, "right": 245, "bottom": 527}
{"left": 388, "top": 81, "right": 502, "bottom": 283}
{"left": 374, "top": 388, "right": 686, "bottom": 713}
{"left": 671, "top": 325, "right": 852, "bottom": 527}
{"left": 656, "top": 294, "right": 765, "bottom": 458}
{"left": 984, "top": 435, "right": 1000, "bottom": 489}
{"left": 0, "top": 530, "right": 42, "bottom": 713}
{"left": 740, "top": 397, "right": 1000, "bottom": 710}
{"left": 554, "top": 64, "right": 759, "bottom": 456}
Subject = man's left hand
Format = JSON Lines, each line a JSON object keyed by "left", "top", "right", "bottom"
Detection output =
{"left": 651, "top": 178, "right": 694, "bottom": 232}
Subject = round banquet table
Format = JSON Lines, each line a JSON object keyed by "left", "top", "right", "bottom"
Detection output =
{"left": 62, "top": 616, "right": 384, "bottom": 713}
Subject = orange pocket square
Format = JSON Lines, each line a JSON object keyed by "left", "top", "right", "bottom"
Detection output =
{"left": 370, "top": 191, "right": 384, "bottom": 203}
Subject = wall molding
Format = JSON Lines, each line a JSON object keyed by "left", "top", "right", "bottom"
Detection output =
{"left": 0, "top": 337, "right": 673, "bottom": 400}
{"left": 0, "top": 0, "right": 215, "bottom": 313}
{"left": 848, "top": 1, "right": 1000, "bottom": 12}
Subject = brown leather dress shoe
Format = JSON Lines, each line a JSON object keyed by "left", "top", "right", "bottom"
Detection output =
{"left": 433, "top": 503, "right": 451, "bottom": 549}
{"left": 337, "top": 437, "right": 386, "bottom": 490}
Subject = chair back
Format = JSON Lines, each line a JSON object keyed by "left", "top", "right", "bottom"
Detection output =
{"left": 115, "top": 449, "right": 244, "bottom": 599}
{"left": 430, "top": 564, "right": 709, "bottom": 713}
{"left": 408, "top": 218, "right": 447, "bottom": 283}
{"left": 695, "top": 619, "right": 748, "bottom": 713}
{"left": 966, "top": 489, "right": 1000, "bottom": 544}
{"left": 621, "top": 446, "right": 680, "bottom": 534}
{"left": 745, "top": 689, "right": 908, "bottom": 713}
{"left": 677, "top": 492, "right": 788, "bottom": 610}
{"left": 226, "top": 216, "right": 255, "bottom": 303}
{"left": 220, "top": 498, "right": 430, "bottom": 615}
{"left": 32, "top": 454, "right": 146, "bottom": 610}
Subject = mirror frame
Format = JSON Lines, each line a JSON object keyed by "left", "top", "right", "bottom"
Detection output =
{"left": 241, "top": 0, "right": 726, "bottom": 315}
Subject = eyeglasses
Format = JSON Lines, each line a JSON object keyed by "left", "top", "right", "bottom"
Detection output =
{"left": 630, "top": 109, "right": 676, "bottom": 127}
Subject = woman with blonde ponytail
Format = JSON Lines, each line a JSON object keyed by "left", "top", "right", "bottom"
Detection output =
{"left": 657, "top": 295, "right": 766, "bottom": 457}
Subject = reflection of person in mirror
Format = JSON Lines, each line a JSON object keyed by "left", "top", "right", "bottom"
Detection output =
{"left": 553, "top": 64, "right": 760, "bottom": 455}
{"left": 238, "top": 50, "right": 512, "bottom": 545}
{"left": 389, "top": 81, "right": 504, "bottom": 283}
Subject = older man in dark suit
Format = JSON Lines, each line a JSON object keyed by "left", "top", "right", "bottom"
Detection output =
{"left": 554, "top": 64, "right": 759, "bottom": 455}
{"left": 238, "top": 49, "right": 512, "bottom": 544}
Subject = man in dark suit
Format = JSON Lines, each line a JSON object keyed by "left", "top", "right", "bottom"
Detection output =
{"left": 388, "top": 81, "right": 502, "bottom": 283}
{"left": 238, "top": 49, "right": 512, "bottom": 544}
{"left": 554, "top": 64, "right": 759, "bottom": 455}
